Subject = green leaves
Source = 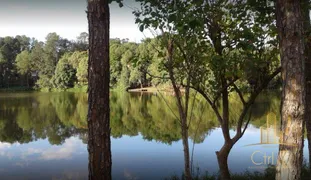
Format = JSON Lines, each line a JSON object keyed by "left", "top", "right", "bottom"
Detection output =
{"left": 51, "top": 55, "right": 76, "bottom": 89}
{"left": 15, "top": 50, "right": 31, "bottom": 75}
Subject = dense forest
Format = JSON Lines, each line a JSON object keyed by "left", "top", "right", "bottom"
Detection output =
{"left": 0, "top": 32, "right": 174, "bottom": 90}
{"left": 0, "top": 31, "right": 281, "bottom": 91}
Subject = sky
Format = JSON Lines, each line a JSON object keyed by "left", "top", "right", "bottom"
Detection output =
{"left": 0, "top": 0, "right": 151, "bottom": 42}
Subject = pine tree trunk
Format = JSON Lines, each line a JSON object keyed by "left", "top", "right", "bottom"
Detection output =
{"left": 302, "top": 0, "right": 311, "bottom": 173}
{"left": 87, "top": 0, "right": 111, "bottom": 180}
{"left": 275, "top": 0, "right": 306, "bottom": 179}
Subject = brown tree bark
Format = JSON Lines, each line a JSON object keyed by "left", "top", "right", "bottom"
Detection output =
{"left": 302, "top": 0, "right": 311, "bottom": 173}
{"left": 87, "top": 0, "right": 111, "bottom": 180}
{"left": 275, "top": 0, "right": 306, "bottom": 179}
{"left": 216, "top": 142, "right": 233, "bottom": 180}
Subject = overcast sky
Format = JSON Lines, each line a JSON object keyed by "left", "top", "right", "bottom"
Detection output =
{"left": 0, "top": 0, "right": 150, "bottom": 42}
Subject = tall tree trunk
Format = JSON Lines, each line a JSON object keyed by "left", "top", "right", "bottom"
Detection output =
{"left": 275, "top": 0, "right": 306, "bottom": 179}
{"left": 87, "top": 0, "right": 111, "bottom": 180}
{"left": 302, "top": 0, "right": 311, "bottom": 172}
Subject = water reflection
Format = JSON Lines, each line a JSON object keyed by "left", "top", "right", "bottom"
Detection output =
{"left": 0, "top": 91, "right": 305, "bottom": 179}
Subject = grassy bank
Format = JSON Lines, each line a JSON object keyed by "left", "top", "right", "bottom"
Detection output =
{"left": 0, "top": 85, "right": 89, "bottom": 93}
{"left": 0, "top": 86, "right": 34, "bottom": 92}
{"left": 165, "top": 164, "right": 311, "bottom": 180}
{"left": 38, "top": 85, "right": 88, "bottom": 93}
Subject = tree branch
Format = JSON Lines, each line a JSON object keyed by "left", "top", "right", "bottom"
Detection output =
{"left": 232, "top": 83, "right": 246, "bottom": 106}
{"left": 241, "top": 106, "right": 253, "bottom": 137}
{"left": 233, "top": 66, "right": 281, "bottom": 142}
{"left": 213, "top": 77, "right": 239, "bottom": 105}
{"left": 187, "top": 91, "right": 198, "bottom": 128}
{"left": 144, "top": 70, "right": 170, "bottom": 80}
{"left": 185, "top": 84, "right": 223, "bottom": 124}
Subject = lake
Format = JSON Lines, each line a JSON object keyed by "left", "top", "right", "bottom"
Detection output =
{"left": 0, "top": 91, "right": 308, "bottom": 180}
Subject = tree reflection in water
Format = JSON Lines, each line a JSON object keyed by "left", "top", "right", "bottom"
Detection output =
{"left": 0, "top": 91, "right": 282, "bottom": 174}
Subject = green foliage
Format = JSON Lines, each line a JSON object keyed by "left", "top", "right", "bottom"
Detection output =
{"left": 1, "top": 0, "right": 281, "bottom": 93}
{"left": 15, "top": 50, "right": 31, "bottom": 75}
{"left": 1, "top": 33, "right": 171, "bottom": 91}
{"left": 133, "top": 0, "right": 280, "bottom": 107}
{"left": 73, "top": 32, "right": 89, "bottom": 51}
{"left": 0, "top": 36, "right": 31, "bottom": 88}
{"left": 51, "top": 53, "right": 77, "bottom": 89}
{"left": 75, "top": 51, "right": 88, "bottom": 85}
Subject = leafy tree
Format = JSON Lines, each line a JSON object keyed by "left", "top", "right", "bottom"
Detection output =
{"left": 73, "top": 32, "right": 89, "bottom": 51}
{"left": 35, "top": 33, "right": 61, "bottom": 89}
{"left": 15, "top": 50, "right": 32, "bottom": 87}
{"left": 44, "top": 32, "right": 60, "bottom": 67}
{"left": 68, "top": 51, "right": 87, "bottom": 69}
{"left": 110, "top": 39, "right": 124, "bottom": 86}
{"left": 15, "top": 50, "right": 31, "bottom": 75}
{"left": 76, "top": 52, "right": 88, "bottom": 85}
{"left": 134, "top": 0, "right": 280, "bottom": 179}
{"left": 0, "top": 36, "right": 31, "bottom": 88}
{"left": 51, "top": 53, "right": 76, "bottom": 89}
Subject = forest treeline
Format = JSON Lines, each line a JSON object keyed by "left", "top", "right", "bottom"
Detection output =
{"left": 0, "top": 33, "right": 88, "bottom": 89}
{"left": 0, "top": 31, "right": 281, "bottom": 91}
{"left": 0, "top": 32, "right": 168, "bottom": 90}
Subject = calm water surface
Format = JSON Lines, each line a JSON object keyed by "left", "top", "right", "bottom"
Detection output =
{"left": 0, "top": 91, "right": 308, "bottom": 180}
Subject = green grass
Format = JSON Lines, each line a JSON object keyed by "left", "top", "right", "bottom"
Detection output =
{"left": 165, "top": 164, "right": 311, "bottom": 180}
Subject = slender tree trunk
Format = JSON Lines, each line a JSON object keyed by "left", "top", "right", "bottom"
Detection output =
{"left": 302, "top": 0, "right": 311, "bottom": 172}
{"left": 87, "top": 0, "right": 111, "bottom": 180}
{"left": 166, "top": 39, "right": 192, "bottom": 180}
{"left": 275, "top": 0, "right": 306, "bottom": 179}
{"left": 216, "top": 141, "right": 233, "bottom": 180}
{"left": 181, "top": 116, "right": 191, "bottom": 180}
{"left": 216, "top": 81, "right": 232, "bottom": 180}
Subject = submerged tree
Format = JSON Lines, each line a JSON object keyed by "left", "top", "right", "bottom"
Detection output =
{"left": 275, "top": 0, "right": 306, "bottom": 180}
